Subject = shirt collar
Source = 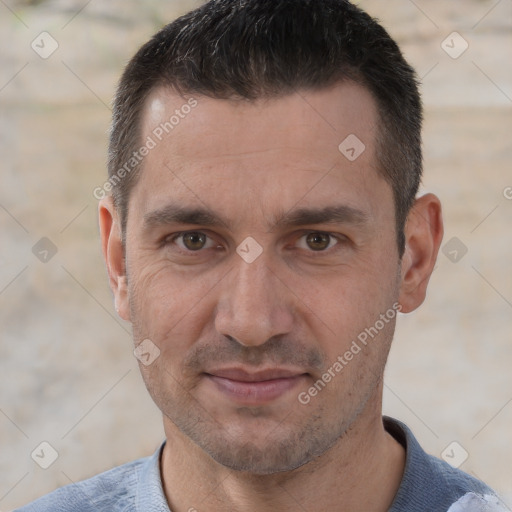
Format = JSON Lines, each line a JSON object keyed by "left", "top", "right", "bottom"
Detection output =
{"left": 136, "top": 441, "right": 171, "bottom": 511}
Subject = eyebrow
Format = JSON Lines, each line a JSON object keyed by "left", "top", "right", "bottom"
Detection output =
{"left": 144, "top": 205, "right": 229, "bottom": 230}
{"left": 271, "top": 205, "right": 369, "bottom": 230}
{"left": 143, "top": 203, "right": 369, "bottom": 231}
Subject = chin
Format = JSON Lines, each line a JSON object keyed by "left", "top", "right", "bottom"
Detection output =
{"left": 192, "top": 427, "right": 336, "bottom": 475}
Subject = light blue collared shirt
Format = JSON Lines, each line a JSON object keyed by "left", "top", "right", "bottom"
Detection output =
{"left": 15, "top": 417, "right": 498, "bottom": 511}
{"left": 15, "top": 441, "right": 170, "bottom": 511}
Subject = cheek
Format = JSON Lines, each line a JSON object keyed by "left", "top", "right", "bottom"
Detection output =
{"left": 297, "top": 259, "right": 396, "bottom": 321}
{"left": 297, "top": 261, "right": 400, "bottom": 367}
{"left": 128, "top": 259, "right": 214, "bottom": 344}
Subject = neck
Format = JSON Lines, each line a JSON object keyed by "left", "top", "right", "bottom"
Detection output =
{"left": 160, "top": 387, "right": 405, "bottom": 512}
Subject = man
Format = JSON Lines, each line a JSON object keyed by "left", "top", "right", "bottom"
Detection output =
{"left": 17, "top": 0, "right": 502, "bottom": 511}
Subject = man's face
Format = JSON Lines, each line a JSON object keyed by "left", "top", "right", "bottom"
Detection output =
{"left": 118, "top": 82, "right": 403, "bottom": 473}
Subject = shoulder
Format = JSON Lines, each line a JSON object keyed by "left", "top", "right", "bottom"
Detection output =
{"left": 424, "top": 448, "right": 492, "bottom": 497}
{"left": 14, "top": 456, "right": 150, "bottom": 512}
{"left": 385, "top": 417, "right": 497, "bottom": 512}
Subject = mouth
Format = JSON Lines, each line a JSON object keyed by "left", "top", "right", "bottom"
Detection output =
{"left": 203, "top": 367, "right": 309, "bottom": 405}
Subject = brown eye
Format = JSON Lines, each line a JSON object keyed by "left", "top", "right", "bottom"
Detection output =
{"left": 182, "top": 232, "right": 207, "bottom": 251}
{"left": 305, "top": 232, "right": 332, "bottom": 251}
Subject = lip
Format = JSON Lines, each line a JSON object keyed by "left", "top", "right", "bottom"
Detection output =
{"left": 204, "top": 367, "right": 308, "bottom": 405}
{"left": 207, "top": 367, "right": 306, "bottom": 382}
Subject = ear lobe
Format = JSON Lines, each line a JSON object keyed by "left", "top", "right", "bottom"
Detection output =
{"left": 98, "top": 197, "right": 131, "bottom": 322}
{"left": 398, "top": 193, "right": 444, "bottom": 313}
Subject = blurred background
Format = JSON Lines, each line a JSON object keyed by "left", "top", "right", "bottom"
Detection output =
{"left": 0, "top": 0, "right": 511, "bottom": 509}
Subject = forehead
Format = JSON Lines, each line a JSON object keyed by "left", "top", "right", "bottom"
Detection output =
{"left": 131, "top": 81, "right": 392, "bottom": 230}
{"left": 143, "top": 81, "right": 378, "bottom": 155}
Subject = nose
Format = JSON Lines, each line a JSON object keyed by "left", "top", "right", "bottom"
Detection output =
{"left": 214, "top": 251, "right": 295, "bottom": 347}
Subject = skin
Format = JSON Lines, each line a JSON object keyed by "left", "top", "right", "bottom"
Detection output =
{"left": 99, "top": 81, "right": 443, "bottom": 511}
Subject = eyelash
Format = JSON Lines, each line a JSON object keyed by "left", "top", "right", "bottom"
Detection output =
{"left": 164, "top": 231, "right": 346, "bottom": 256}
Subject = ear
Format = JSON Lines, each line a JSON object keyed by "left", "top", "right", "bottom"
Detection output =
{"left": 398, "top": 193, "right": 444, "bottom": 313}
{"left": 99, "top": 197, "right": 130, "bottom": 322}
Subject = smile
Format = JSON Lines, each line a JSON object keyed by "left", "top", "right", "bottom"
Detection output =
{"left": 204, "top": 368, "right": 308, "bottom": 405}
